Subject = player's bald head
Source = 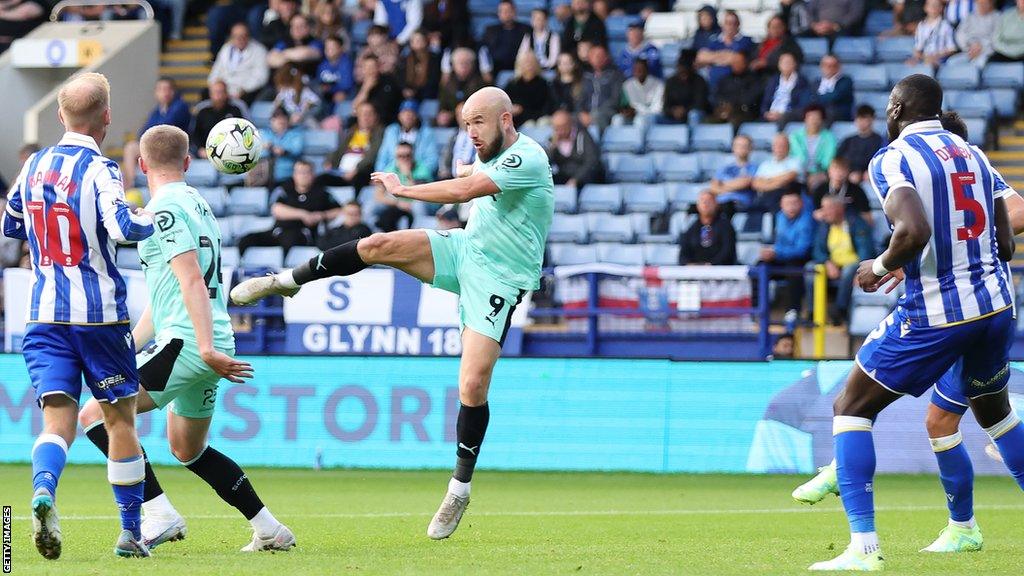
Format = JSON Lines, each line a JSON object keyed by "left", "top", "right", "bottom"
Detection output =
{"left": 462, "top": 86, "right": 513, "bottom": 120}
{"left": 886, "top": 74, "right": 942, "bottom": 141}
{"left": 140, "top": 125, "right": 189, "bottom": 172}
{"left": 57, "top": 72, "right": 110, "bottom": 132}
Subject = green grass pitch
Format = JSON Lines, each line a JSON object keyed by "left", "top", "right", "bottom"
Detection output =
{"left": 4, "top": 464, "right": 1024, "bottom": 575}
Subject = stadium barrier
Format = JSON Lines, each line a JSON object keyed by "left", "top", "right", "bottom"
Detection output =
{"left": 1, "top": 355, "right": 1021, "bottom": 475}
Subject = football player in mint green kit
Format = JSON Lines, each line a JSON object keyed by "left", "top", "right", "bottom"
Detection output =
{"left": 231, "top": 86, "right": 554, "bottom": 540}
{"left": 78, "top": 125, "right": 295, "bottom": 553}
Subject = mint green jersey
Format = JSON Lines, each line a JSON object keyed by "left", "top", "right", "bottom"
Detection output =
{"left": 468, "top": 133, "right": 554, "bottom": 290}
{"left": 138, "top": 182, "right": 233, "bottom": 350}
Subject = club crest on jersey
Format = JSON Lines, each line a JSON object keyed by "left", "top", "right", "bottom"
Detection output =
{"left": 155, "top": 211, "right": 176, "bottom": 232}
{"left": 501, "top": 154, "right": 522, "bottom": 169}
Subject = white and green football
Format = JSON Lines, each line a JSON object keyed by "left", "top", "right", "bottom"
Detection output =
{"left": 205, "top": 117, "right": 262, "bottom": 174}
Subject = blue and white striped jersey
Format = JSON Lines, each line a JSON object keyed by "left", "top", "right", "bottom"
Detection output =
{"left": 1, "top": 132, "right": 154, "bottom": 324}
{"left": 869, "top": 119, "right": 1013, "bottom": 328}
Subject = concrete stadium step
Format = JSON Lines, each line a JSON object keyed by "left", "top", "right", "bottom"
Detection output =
{"left": 183, "top": 25, "right": 206, "bottom": 40}
{"left": 160, "top": 65, "right": 209, "bottom": 79}
{"left": 161, "top": 51, "right": 211, "bottom": 63}
{"left": 165, "top": 39, "right": 209, "bottom": 52}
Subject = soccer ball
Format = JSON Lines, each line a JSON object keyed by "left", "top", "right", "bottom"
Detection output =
{"left": 205, "top": 118, "right": 262, "bottom": 174}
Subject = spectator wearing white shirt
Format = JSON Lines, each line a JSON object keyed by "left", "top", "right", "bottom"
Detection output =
{"left": 518, "top": 9, "right": 560, "bottom": 70}
{"left": 208, "top": 23, "right": 269, "bottom": 105}
{"left": 613, "top": 59, "right": 664, "bottom": 130}
{"left": 946, "top": 0, "right": 999, "bottom": 68}
{"left": 906, "top": 0, "right": 957, "bottom": 67}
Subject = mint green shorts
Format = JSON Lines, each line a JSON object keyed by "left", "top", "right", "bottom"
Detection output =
{"left": 136, "top": 334, "right": 231, "bottom": 418}
{"left": 426, "top": 229, "right": 525, "bottom": 345}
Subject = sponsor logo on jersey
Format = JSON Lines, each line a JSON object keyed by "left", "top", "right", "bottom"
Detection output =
{"left": 501, "top": 154, "right": 522, "bottom": 169}
{"left": 155, "top": 211, "right": 176, "bottom": 232}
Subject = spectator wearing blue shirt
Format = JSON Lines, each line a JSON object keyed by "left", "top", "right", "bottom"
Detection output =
{"left": 761, "top": 52, "right": 811, "bottom": 124}
{"left": 265, "top": 108, "right": 305, "bottom": 184}
{"left": 760, "top": 189, "right": 815, "bottom": 314}
{"left": 752, "top": 133, "right": 804, "bottom": 213}
{"left": 695, "top": 10, "right": 754, "bottom": 91}
{"left": 316, "top": 35, "right": 354, "bottom": 118}
{"left": 692, "top": 5, "right": 721, "bottom": 52}
{"left": 122, "top": 77, "right": 192, "bottom": 188}
{"left": 708, "top": 135, "right": 759, "bottom": 208}
{"left": 267, "top": 14, "right": 324, "bottom": 77}
{"left": 810, "top": 54, "right": 854, "bottom": 122}
{"left": 374, "top": 100, "right": 438, "bottom": 177}
{"left": 616, "top": 21, "right": 662, "bottom": 78}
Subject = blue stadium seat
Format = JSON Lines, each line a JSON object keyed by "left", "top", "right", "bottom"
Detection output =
{"left": 605, "top": 15, "right": 636, "bottom": 41}
{"left": 219, "top": 170, "right": 247, "bottom": 186}
{"left": 845, "top": 64, "right": 888, "bottom": 91}
{"left": 963, "top": 118, "right": 987, "bottom": 146}
{"left": 991, "top": 88, "right": 1019, "bottom": 119}
{"left": 849, "top": 305, "right": 891, "bottom": 338}
{"left": 587, "top": 213, "right": 635, "bottom": 243}
{"left": 884, "top": 63, "right": 932, "bottom": 88}
{"left": 661, "top": 43, "right": 683, "bottom": 71}
{"left": 327, "top": 186, "right": 356, "bottom": 204}
{"left": 946, "top": 90, "right": 994, "bottom": 119}
{"left": 795, "top": 38, "right": 828, "bottom": 63}
{"left": 433, "top": 126, "right": 456, "bottom": 152}
{"left": 468, "top": 0, "right": 498, "bottom": 14}
{"left": 185, "top": 159, "right": 219, "bottom": 187}
{"left": 241, "top": 246, "right": 284, "bottom": 270}
{"left": 624, "top": 184, "right": 668, "bottom": 213}
{"left": 419, "top": 99, "right": 440, "bottom": 122}
{"left": 749, "top": 150, "right": 770, "bottom": 165}
{"left": 630, "top": 213, "right": 651, "bottom": 237}
{"left": 579, "top": 184, "right": 623, "bottom": 212}
{"left": 116, "top": 248, "right": 141, "bottom": 270}
{"left": 514, "top": 0, "right": 546, "bottom": 12}
{"left": 643, "top": 243, "right": 680, "bottom": 266}
{"left": 854, "top": 91, "right": 890, "bottom": 114}
{"left": 553, "top": 184, "right": 577, "bottom": 213}
{"left": 303, "top": 129, "right": 337, "bottom": 156}
{"left": 833, "top": 37, "right": 874, "bottom": 64}
{"left": 781, "top": 121, "right": 801, "bottom": 135}
{"left": 607, "top": 154, "right": 656, "bottom": 183}
{"left": 548, "top": 214, "right": 589, "bottom": 243}
{"left": 669, "top": 212, "right": 697, "bottom": 237}
{"left": 285, "top": 246, "right": 319, "bottom": 268}
{"left": 690, "top": 124, "right": 733, "bottom": 152}
{"left": 221, "top": 246, "right": 240, "bottom": 268}
{"left": 645, "top": 124, "right": 690, "bottom": 153}
{"left": 334, "top": 99, "right": 353, "bottom": 120}
{"left": 937, "top": 63, "right": 980, "bottom": 90}
{"left": 495, "top": 70, "right": 515, "bottom": 88}
{"left": 668, "top": 182, "right": 705, "bottom": 211}
{"left": 219, "top": 218, "right": 237, "bottom": 246}
{"left": 602, "top": 125, "right": 645, "bottom": 153}
{"left": 229, "top": 187, "right": 270, "bottom": 216}
{"left": 829, "top": 121, "right": 857, "bottom": 143}
{"left": 800, "top": 64, "right": 822, "bottom": 85}
{"left": 472, "top": 17, "right": 499, "bottom": 40}
{"left": 737, "top": 122, "right": 778, "bottom": 151}
{"left": 733, "top": 212, "right": 773, "bottom": 243}
{"left": 982, "top": 62, "right": 1024, "bottom": 89}
{"left": 547, "top": 243, "right": 598, "bottom": 266}
{"left": 596, "top": 243, "right": 644, "bottom": 266}
{"left": 195, "top": 186, "right": 227, "bottom": 217}
{"left": 654, "top": 153, "right": 701, "bottom": 182}
{"left": 698, "top": 151, "right": 731, "bottom": 180}
{"left": 875, "top": 36, "right": 914, "bottom": 62}
{"left": 233, "top": 215, "right": 274, "bottom": 238}
{"left": 521, "top": 124, "right": 553, "bottom": 145}
{"left": 864, "top": 9, "right": 892, "bottom": 36}
{"left": 250, "top": 101, "right": 274, "bottom": 128}
{"left": 852, "top": 284, "right": 900, "bottom": 308}
{"left": 736, "top": 241, "right": 761, "bottom": 266}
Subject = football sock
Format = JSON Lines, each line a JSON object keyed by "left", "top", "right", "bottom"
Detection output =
{"left": 184, "top": 446, "right": 265, "bottom": 520}
{"left": 290, "top": 240, "right": 367, "bottom": 285}
{"left": 949, "top": 517, "right": 977, "bottom": 529}
{"left": 453, "top": 403, "right": 489, "bottom": 483}
{"left": 108, "top": 455, "right": 145, "bottom": 540}
{"left": 31, "top": 434, "right": 67, "bottom": 498}
{"left": 448, "top": 477, "right": 471, "bottom": 498}
{"left": 851, "top": 531, "right": 880, "bottom": 555}
{"left": 986, "top": 411, "right": 1024, "bottom": 490}
{"left": 85, "top": 421, "right": 165, "bottom": 503}
{"left": 930, "top": 431, "right": 974, "bottom": 523}
{"left": 249, "top": 507, "right": 283, "bottom": 539}
{"left": 834, "top": 416, "right": 877, "bottom": 550}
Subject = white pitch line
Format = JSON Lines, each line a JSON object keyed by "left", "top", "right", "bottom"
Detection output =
{"left": 13, "top": 503, "right": 1024, "bottom": 522}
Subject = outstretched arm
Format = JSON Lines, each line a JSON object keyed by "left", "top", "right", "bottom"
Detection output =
{"left": 370, "top": 170, "right": 500, "bottom": 204}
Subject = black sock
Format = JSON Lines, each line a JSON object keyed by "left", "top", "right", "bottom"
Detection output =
{"left": 85, "top": 423, "right": 164, "bottom": 502}
{"left": 292, "top": 239, "right": 367, "bottom": 285}
{"left": 185, "top": 446, "right": 265, "bottom": 520}
{"left": 453, "top": 403, "right": 489, "bottom": 483}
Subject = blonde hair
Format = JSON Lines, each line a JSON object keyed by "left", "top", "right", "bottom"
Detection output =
{"left": 139, "top": 125, "right": 189, "bottom": 171}
{"left": 57, "top": 72, "right": 110, "bottom": 131}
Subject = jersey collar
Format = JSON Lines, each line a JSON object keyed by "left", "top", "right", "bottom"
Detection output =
{"left": 57, "top": 131, "right": 101, "bottom": 153}
{"left": 898, "top": 119, "right": 943, "bottom": 140}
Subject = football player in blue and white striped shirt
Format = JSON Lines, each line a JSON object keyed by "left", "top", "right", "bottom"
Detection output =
{"left": 1, "top": 72, "right": 156, "bottom": 559}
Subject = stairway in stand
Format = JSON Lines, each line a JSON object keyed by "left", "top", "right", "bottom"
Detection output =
{"left": 992, "top": 121, "right": 1024, "bottom": 268}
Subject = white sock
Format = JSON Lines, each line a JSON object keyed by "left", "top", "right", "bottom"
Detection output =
{"left": 141, "top": 493, "right": 177, "bottom": 517}
{"left": 448, "top": 477, "right": 470, "bottom": 498}
{"left": 249, "top": 507, "right": 281, "bottom": 539}
{"left": 276, "top": 270, "right": 298, "bottom": 289}
{"left": 851, "top": 532, "right": 880, "bottom": 555}
{"left": 950, "top": 516, "right": 977, "bottom": 529}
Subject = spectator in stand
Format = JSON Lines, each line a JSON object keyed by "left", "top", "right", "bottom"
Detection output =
{"left": 906, "top": 0, "right": 957, "bottom": 67}
{"left": 789, "top": 104, "right": 835, "bottom": 189}
{"left": 437, "top": 47, "right": 486, "bottom": 127}
{"left": 760, "top": 189, "right": 814, "bottom": 315}
{"left": 679, "top": 190, "right": 737, "bottom": 266}
{"left": 374, "top": 0, "right": 423, "bottom": 45}
{"left": 422, "top": 0, "right": 470, "bottom": 48}
{"left": 750, "top": 14, "right": 803, "bottom": 77}
{"left": 319, "top": 101, "right": 384, "bottom": 189}
{"left": 616, "top": 21, "right": 662, "bottom": 78}
{"left": 575, "top": 39, "right": 594, "bottom": 71}
{"left": 752, "top": 133, "right": 803, "bottom": 213}
{"left": 810, "top": 157, "right": 872, "bottom": 224}
{"left": 399, "top": 30, "right": 441, "bottom": 101}
{"left": 0, "top": 0, "right": 44, "bottom": 52}
{"left": 267, "top": 14, "right": 324, "bottom": 77}
{"left": 710, "top": 51, "right": 761, "bottom": 126}
{"left": 614, "top": 59, "right": 663, "bottom": 129}
{"left": 661, "top": 52, "right": 709, "bottom": 126}
{"left": 946, "top": 0, "right": 999, "bottom": 68}
{"left": 439, "top": 101, "right": 476, "bottom": 180}
{"left": 207, "top": 0, "right": 268, "bottom": 56}
{"left": 810, "top": 54, "right": 854, "bottom": 122}
{"left": 357, "top": 25, "right": 400, "bottom": 75}
{"left": 761, "top": 52, "right": 811, "bottom": 124}
{"left": 695, "top": 10, "right": 754, "bottom": 92}
{"left": 837, "top": 104, "right": 883, "bottom": 184}
{"left": 272, "top": 64, "right": 321, "bottom": 127}
{"left": 375, "top": 100, "right": 438, "bottom": 176}
{"left": 313, "top": 2, "right": 347, "bottom": 43}
{"left": 208, "top": 23, "right": 269, "bottom": 105}
{"left": 351, "top": 54, "right": 403, "bottom": 125}
{"left": 693, "top": 5, "right": 721, "bottom": 52}
{"left": 264, "top": 107, "right": 305, "bottom": 185}
{"left": 238, "top": 159, "right": 342, "bottom": 256}
{"left": 122, "top": 77, "right": 191, "bottom": 188}
{"left": 375, "top": 142, "right": 433, "bottom": 231}
{"left": 560, "top": 0, "right": 607, "bottom": 57}
{"left": 483, "top": 0, "right": 532, "bottom": 76}
{"left": 885, "top": 0, "right": 926, "bottom": 36}
{"left": 316, "top": 35, "right": 355, "bottom": 119}
{"left": 506, "top": 52, "right": 555, "bottom": 127}
{"left": 780, "top": 0, "right": 812, "bottom": 38}
{"left": 708, "top": 135, "right": 758, "bottom": 209}
{"left": 591, "top": 0, "right": 609, "bottom": 21}
{"left": 548, "top": 109, "right": 603, "bottom": 190}
{"left": 580, "top": 44, "right": 624, "bottom": 130}
{"left": 805, "top": 194, "right": 874, "bottom": 324}
{"left": 192, "top": 80, "right": 248, "bottom": 158}
{"left": 519, "top": 8, "right": 561, "bottom": 70}
{"left": 992, "top": 0, "right": 1024, "bottom": 62}
{"left": 552, "top": 52, "right": 586, "bottom": 113}
{"left": 319, "top": 201, "right": 373, "bottom": 250}
{"left": 807, "top": 0, "right": 867, "bottom": 38}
